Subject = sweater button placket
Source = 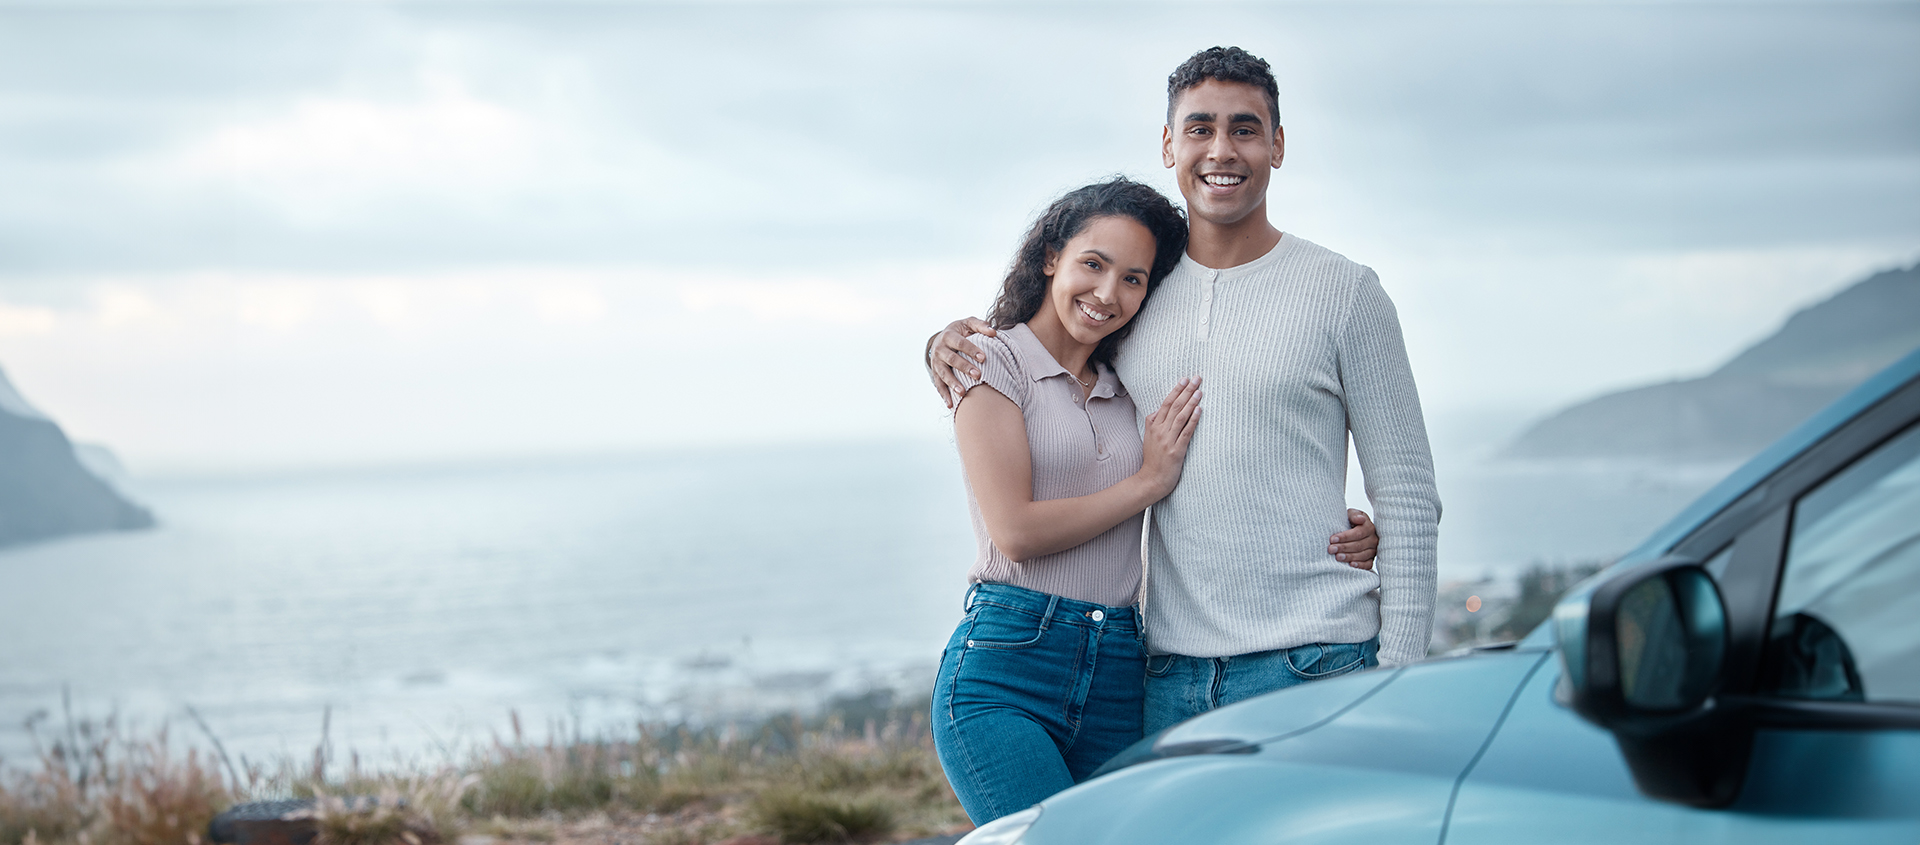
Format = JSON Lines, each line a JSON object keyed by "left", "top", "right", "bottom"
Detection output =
{"left": 1198, "top": 271, "right": 1218, "bottom": 341}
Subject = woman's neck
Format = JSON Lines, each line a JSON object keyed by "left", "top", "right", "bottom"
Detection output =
{"left": 1025, "top": 300, "right": 1099, "bottom": 384}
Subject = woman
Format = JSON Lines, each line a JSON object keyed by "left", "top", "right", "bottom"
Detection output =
{"left": 931, "top": 177, "right": 1198, "bottom": 824}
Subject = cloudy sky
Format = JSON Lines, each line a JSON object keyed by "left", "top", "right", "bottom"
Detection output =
{"left": 1, "top": 0, "right": 1915, "bottom": 472}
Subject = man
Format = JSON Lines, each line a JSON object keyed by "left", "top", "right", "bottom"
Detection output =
{"left": 926, "top": 46, "right": 1440, "bottom": 733}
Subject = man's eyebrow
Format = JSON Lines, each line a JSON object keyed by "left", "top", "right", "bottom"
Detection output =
{"left": 1229, "top": 112, "right": 1265, "bottom": 127}
{"left": 1181, "top": 111, "right": 1215, "bottom": 124}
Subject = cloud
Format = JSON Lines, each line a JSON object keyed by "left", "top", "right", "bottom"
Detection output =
{"left": 161, "top": 79, "right": 537, "bottom": 218}
{"left": 0, "top": 302, "right": 56, "bottom": 337}
{"left": 4, "top": 3, "right": 1915, "bottom": 277}
{"left": 680, "top": 281, "right": 895, "bottom": 326}
{"left": 1, "top": 2, "right": 1916, "bottom": 469}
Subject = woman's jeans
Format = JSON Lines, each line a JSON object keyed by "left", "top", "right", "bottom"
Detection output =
{"left": 931, "top": 583, "right": 1146, "bottom": 825}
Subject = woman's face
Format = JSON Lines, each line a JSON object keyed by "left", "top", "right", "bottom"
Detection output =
{"left": 1041, "top": 215, "right": 1157, "bottom": 348}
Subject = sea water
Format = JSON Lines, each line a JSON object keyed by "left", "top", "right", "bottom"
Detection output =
{"left": 0, "top": 439, "right": 1728, "bottom": 766}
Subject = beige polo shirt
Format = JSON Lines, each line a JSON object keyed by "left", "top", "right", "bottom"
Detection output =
{"left": 954, "top": 322, "right": 1146, "bottom": 608}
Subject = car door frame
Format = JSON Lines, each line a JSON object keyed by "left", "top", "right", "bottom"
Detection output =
{"left": 1668, "top": 371, "right": 1920, "bottom": 733}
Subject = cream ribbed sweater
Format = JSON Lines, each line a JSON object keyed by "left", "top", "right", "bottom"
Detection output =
{"left": 1113, "top": 234, "right": 1440, "bottom": 666}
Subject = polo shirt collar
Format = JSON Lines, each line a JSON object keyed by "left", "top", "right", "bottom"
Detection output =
{"left": 1007, "top": 323, "right": 1125, "bottom": 399}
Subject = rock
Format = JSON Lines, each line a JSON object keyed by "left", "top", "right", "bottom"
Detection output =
{"left": 207, "top": 799, "right": 316, "bottom": 845}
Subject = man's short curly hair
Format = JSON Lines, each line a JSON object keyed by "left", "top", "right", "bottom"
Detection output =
{"left": 1166, "top": 46, "right": 1281, "bottom": 131}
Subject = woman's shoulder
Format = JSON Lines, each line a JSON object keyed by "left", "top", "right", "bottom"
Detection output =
{"left": 969, "top": 330, "right": 1022, "bottom": 370}
{"left": 955, "top": 327, "right": 1032, "bottom": 407}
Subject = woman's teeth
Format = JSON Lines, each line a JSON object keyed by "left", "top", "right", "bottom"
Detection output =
{"left": 1078, "top": 302, "right": 1112, "bottom": 323}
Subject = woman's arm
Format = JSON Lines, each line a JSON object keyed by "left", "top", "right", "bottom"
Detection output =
{"left": 954, "top": 378, "right": 1202, "bottom": 563}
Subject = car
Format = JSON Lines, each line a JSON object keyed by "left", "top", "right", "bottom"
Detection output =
{"left": 958, "top": 347, "right": 1920, "bottom": 844}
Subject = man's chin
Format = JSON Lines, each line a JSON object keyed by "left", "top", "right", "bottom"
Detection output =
{"left": 1188, "top": 201, "right": 1261, "bottom": 229}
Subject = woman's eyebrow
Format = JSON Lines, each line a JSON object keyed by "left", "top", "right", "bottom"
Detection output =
{"left": 1079, "top": 249, "right": 1148, "bottom": 276}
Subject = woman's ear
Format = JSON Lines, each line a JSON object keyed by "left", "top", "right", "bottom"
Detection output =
{"left": 1042, "top": 247, "right": 1059, "bottom": 278}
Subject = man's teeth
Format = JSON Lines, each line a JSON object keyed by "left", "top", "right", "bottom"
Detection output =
{"left": 1078, "top": 302, "right": 1112, "bottom": 322}
{"left": 1204, "top": 174, "right": 1244, "bottom": 186}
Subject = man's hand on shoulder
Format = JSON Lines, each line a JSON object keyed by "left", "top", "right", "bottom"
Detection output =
{"left": 1330, "top": 509, "right": 1378, "bottom": 570}
{"left": 926, "top": 317, "right": 997, "bottom": 408}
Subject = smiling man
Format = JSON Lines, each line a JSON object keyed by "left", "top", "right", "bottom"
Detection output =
{"left": 928, "top": 46, "right": 1440, "bottom": 734}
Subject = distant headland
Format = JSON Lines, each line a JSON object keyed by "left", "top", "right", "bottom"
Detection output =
{"left": 1504, "top": 264, "right": 1920, "bottom": 462}
{"left": 0, "top": 365, "right": 154, "bottom": 549}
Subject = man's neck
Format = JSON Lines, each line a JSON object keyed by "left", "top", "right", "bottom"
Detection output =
{"left": 1185, "top": 204, "right": 1284, "bottom": 270}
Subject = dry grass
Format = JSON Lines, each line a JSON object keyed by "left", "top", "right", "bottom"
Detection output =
{"left": 97, "top": 732, "right": 228, "bottom": 845}
{"left": 2, "top": 691, "right": 968, "bottom": 845}
{"left": 0, "top": 703, "right": 234, "bottom": 845}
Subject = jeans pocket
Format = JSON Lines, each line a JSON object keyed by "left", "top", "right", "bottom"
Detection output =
{"left": 1284, "top": 642, "right": 1367, "bottom": 680}
{"left": 1144, "top": 653, "right": 1177, "bottom": 678}
{"left": 963, "top": 604, "right": 1050, "bottom": 650}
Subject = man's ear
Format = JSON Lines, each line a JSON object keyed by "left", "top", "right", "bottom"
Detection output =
{"left": 1162, "top": 124, "right": 1176, "bottom": 169}
{"left": 1271, "top": 125, "right": 1286, "bottom": 169}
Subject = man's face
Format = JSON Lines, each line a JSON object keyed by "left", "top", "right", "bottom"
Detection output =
{"left": 1162, "top": 79, "right": 1285, "bottom": 228}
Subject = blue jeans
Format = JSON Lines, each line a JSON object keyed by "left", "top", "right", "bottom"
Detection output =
{"left": 931, "top": 583, "right": 1146, "bottom": 825}
{"left": 1142, "top": 638, "right": 1380, "bottom": 735}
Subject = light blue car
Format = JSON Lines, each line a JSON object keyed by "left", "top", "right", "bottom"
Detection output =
{"left": 959, "top": 347, "right": 1920, "bottom": 844}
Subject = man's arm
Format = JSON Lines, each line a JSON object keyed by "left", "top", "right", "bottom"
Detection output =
{"left": 1340, "top": 268, "right": 1442, "bottom": 666}
{"left": 925, "top": 318, "right": 998, "bottom": 409}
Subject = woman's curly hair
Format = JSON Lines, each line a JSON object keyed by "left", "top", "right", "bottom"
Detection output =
{"left": 985, "top": 177, "right": 1187, "bottom": 366}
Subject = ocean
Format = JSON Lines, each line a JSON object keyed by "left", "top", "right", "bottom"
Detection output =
{"left": 0, "top": 438, "right": 1730, "bottom": 767}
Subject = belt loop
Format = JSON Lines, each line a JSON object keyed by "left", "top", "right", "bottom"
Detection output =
{"left": 1040, "top": 594, "right": 1060, "bottom": 631}
{"left": 964, "top": 583, "right": 979, "bottom": 611}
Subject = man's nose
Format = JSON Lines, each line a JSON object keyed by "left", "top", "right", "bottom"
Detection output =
{"left": 1208, "top": 131, "right": 1236, "bottom": 162}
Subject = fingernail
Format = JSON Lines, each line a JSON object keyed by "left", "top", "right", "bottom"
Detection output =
{"left": 1337, "top": 554, "right": 1347, "bottom": 562}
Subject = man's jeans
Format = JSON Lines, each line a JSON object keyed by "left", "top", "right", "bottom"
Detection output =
{"left": 931, "top": 583, "right": 1146, "bottom": 824}
{"left": 1143, "top": 638, "right": 1380, "bottom": 735}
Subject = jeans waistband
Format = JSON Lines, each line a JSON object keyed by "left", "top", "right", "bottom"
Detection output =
{"left": 965, "top": 582, "right": 1139, "bottom": 630}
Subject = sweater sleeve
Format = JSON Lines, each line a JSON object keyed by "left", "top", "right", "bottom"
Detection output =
{"left": 1339, "top": 268, "right": 1442, "bottom": 667}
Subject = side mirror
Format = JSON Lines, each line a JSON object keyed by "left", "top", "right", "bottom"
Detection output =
{"left": 1553, "top": 559, "right": 1749, "bottom": 807}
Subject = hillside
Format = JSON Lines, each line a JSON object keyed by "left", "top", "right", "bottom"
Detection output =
{"left": 0, "top": 366, "right": 154, "bottom": 548}
{"left": 1504, "top": 264, "right": 1920, "bottom": 461}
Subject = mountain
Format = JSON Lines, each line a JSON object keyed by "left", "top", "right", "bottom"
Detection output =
{"left": 0, "top": 365, "right": 154, "bottom": 549}
{"left": 1504, "top": 264, "right": 1920, "bottom": 461}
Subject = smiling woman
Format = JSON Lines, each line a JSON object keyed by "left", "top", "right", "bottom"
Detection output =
{"left": 931, "top": 177, "right": 1192, "bottom": 824}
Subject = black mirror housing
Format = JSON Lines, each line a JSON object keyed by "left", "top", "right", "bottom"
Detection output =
{"left": 1553, "top": 559, "right": 1749, "bottom": 807}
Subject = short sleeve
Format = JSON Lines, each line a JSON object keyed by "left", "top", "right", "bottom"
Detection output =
{"left": 953, "top": 334, "right": 1028, "bottom": 409}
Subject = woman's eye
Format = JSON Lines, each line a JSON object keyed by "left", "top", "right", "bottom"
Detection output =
{"left": 1085, "top": 260, "right": 1100, "bottom": 270}
{"left": 1126, "top": 276, "right": 1142, "bottom": 285}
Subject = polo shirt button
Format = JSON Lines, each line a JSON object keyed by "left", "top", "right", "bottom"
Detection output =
{"left": 1091, "top": 610, "right": 1105, "bottom": 622}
